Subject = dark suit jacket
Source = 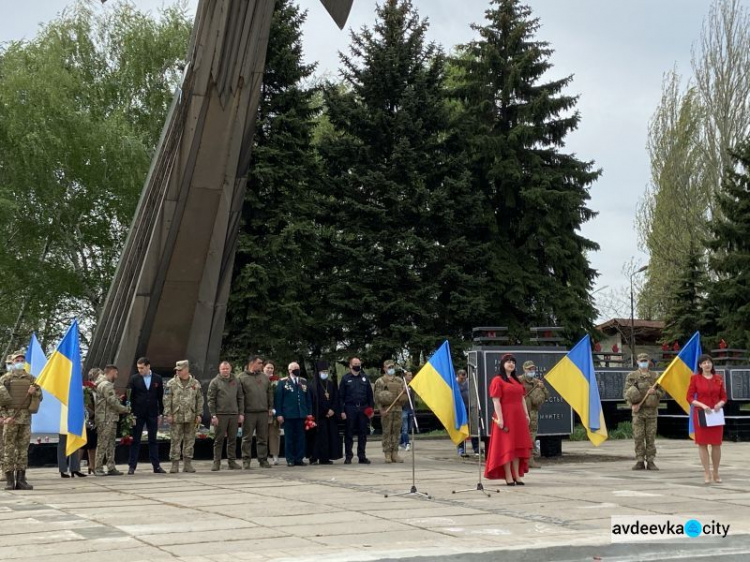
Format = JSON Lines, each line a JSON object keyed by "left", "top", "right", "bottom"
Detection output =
{"left": 127, "top": 373, "right": 164, "bottom": 419}
{"left": 274, "top": 377, "right": 311, "bottom": 420}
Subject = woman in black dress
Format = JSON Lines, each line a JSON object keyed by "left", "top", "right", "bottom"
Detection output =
{"left": 309, "top": 361, "right": 343, "bottom": 464}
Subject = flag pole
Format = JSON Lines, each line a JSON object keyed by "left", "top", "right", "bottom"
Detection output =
{"left": 452, "top": 361, "right": 499, "bottom": 496}
{"left": 384, "top": 376, "right": 431, "bottom": 500}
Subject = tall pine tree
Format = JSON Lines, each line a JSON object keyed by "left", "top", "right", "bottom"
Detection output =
{"left": 661, "top": 247, "right": 709, "bottom": 345}
{"left": 452, "top": 0, "right": 600, "bottom": 341}
{"left": 223, "top": 0, "right": 324, "bottom": 366}
{"left": 708, "top": 139, "right": 750, "bottom": 348}
{"left": 317, "top": 0, "right": 483, "bottom": 363}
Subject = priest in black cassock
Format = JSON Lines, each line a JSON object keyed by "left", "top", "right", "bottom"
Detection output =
{"left": 308, "top": 360, "right": 343, "bottom": 464}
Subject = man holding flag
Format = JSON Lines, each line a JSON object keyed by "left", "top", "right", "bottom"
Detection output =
{"left": 0, "top": 350, "right": 42, "bottom": 490}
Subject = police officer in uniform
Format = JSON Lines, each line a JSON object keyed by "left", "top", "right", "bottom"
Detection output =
{"left": 165, "top": 360, "right": 204, "bottom": 473}
{"left": 374, "top": 360, "right": 407, "bottom": 463}
{"left": 0, "top": 350, "right": 42, "bottom": 490}
{"left": 519, "top": 360, "right": 549, "bottom": 468}
{"left": 624, "top": 352, "right": 664, "bottom": 470}
{"left": 339, "top": 357, "right": 374, "bottom": 464}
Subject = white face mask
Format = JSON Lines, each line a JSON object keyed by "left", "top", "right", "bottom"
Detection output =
{"left": 319, "top": 372, "right": 329, "bottom": 380}
{"left": 527, "top": 370, "right": 537, "bottom": 377}
{"left": 14, "top": 362, "right": 25, "bottom": 370}
{"left": 387, "top": 368, "right": 395, "bottom": 375}
{"left": 638, "top": 361, "right": 649, "bottom": 369}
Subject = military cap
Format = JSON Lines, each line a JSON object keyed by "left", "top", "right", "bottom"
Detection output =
{"left": 12, "top": 349, "right": 26, "bottom": 360}
{"left": 523, "top": 360, "right": 536, "bottom": 370}
{"left": 383, "top": 360, "right": 396, "bottom": 368}
{"left": 637, "top": 353, "right": 650, "bottom": 362}
{"left": 174, "top": 359, "right": 189, "bottom": 371}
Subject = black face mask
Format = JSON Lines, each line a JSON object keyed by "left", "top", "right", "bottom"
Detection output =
{"left": 291, "top": 369, "right": 301, "bottom": 377}
{"left": 352, "top": 365, "right": 362, "bottom": 372}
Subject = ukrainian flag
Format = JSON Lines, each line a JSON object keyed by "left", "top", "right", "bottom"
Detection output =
{"left": 656, "top": 331, "right": 701, "bottom": 439}
{"left": 546, "top": 334, "right": 608, "bottom": 446}
{"left": 409, "top": 340, "right": 468, "bottom": 445}
{"left": 35, "top": 320, "right": 87, "bottom": 456}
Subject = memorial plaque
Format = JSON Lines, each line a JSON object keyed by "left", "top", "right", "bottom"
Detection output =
{"left": 730, "top": 370, "right": 750, "bottom": 401}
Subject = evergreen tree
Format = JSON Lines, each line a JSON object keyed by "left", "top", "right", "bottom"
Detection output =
{"left": 318, "top": 0, "right": 483, "bottom": 363}
{"left": 708, "top": 139, "right": 750, "bottom": 348}
{"left": 661, "top": 248, "right": 708, "bottom": 345}
{"left": 223, "top": 0, "right": 324, "bottom": 366}
{"left": 451, "top": 0, "right": 600, "bottom": 341}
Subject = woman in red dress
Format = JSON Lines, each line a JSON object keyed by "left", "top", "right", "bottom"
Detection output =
{"left": 484, "top": 354, "right": 533, "bottom": 485}
{"left": 686, "top": 354, "right": 728, "bottom": 484}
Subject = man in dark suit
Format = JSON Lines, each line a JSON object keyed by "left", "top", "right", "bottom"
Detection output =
{"left": 274, "top": 362, "right": 311, "bottom": 467}
{"left": 127, "top": 357, "right": 166, "bottom": 474}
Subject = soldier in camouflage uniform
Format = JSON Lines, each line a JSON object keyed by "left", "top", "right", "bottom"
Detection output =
{"left": 0, "top": 354, "right": 11, "bottom": 475}
{"left": 165, "top": 360, "right": 205, "bottom": 473}
{"left": 374, "top": 360, "right": 407, "bottom": 463}
{"left": 624, "top": 352, "right": 664, "bottom": 471}
{"left": 0, "top": 350, "right": 42, "bottom": 490}
{"left": 519, "top": 360, "right": 549, "bottom": 469}
{"left": 94, "top": 365, "right": 131, "bottom": 476}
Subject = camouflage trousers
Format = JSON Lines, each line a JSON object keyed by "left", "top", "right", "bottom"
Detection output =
{"left": 529, "top": 409, "right": 540, "bottom": 457}
{"left": 3, "top": 422, "right": 31, "bottom": 471}
{"left": 632, "top": 413, "right": 658, "bottom": 462}
{"left": 381, "top": 409, "right": 401, "bottom": 453}
{"left": 0, "top": 424, "right": 4, "bottom": 473}
{"left": 170, "top": 422, "right": 197, "bottom": 461}
{"left": 96, "top": 423, "right": 118, "bottom": 471}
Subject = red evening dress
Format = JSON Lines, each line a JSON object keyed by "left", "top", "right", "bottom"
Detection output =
{"left": 484, "top": 375, "right": 533, "bottom": 480}
{"left": 686, "top": 374, "right": 728, "bottom": 446}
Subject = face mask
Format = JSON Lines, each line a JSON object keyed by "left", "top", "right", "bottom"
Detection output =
{"left": 352, "top": 365, "right": 361, "bottom": 372}
{"left": 638, "top": 361, "right": 649, "bottom": 369}
{"left": 14, "top": 362, "right": 25, "bottom": 370}
{"left": 527, "top": 371, "right": 537, "bottom": 377}
{"left": 387, "top": 368, "right": 395, "bottom": 376}
{"left": 319, "top": 372, "right": 329, "bottom": 380}
{"left": 291, "top": 369, "right": 301, "bottom": 377}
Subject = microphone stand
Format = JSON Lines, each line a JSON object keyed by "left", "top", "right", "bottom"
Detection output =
{"left": 453, "top": 364, "right": 499, "bottom": 496}
{"left": 384, "top": 377, "right": 431, "bottom": 499}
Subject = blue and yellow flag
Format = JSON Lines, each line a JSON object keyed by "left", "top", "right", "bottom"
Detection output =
{"left": 409, "top": 340, "right": 468, "bottom": 445}
{"left": 656, "top": 331, "right": 701, "bottom": 439}
{"left": 35, "top": 320, "right": 87, "bottom": 456}
{"left": 546, "top": 334, "right": 608, "bottom": 446}
{"left": 25, "top": 333, "right": 47, "bottom": 376}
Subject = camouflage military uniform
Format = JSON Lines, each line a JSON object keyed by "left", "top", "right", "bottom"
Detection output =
{"left": 0, "top": 366, "right": 42, "bottom": 489}
{"left": 165, "top": 372, "right": 204, "bottom": 472}
{"left": 624, "top": 360, "right": 664, "bottom": 470}
{"left": 374, "top": 364, "right": 407, "bottom": 463}
{"left": 95, "top": 374, "right": 131, "bottom": 474}
{"left": 519, "top": 369, "right": 549, "bottom": 466}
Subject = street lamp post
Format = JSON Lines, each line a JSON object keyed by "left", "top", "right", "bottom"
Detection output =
{"left": 630, "top": 265, "right": 649, "bottom": 367}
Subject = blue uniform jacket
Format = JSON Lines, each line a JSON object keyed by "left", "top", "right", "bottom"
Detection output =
{"left": 274, "top": 376, "right": 312, "bottom": 419}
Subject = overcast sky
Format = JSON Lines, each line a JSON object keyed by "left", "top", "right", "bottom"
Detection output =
{"left": 0, "top": 0, "right": 723, "bottom": 320}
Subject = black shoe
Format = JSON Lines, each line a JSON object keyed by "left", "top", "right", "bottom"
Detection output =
{"left": 127, "top": 467, "right": 135, "bottom": 475}
{"left": 71, "top": 471, "right": 87, "bottom": 478}
{"left": 358, "top": 458, "right": 371, "bottom": 464}
{"left": 344, "top": 458, "right": 352, "bottom": 465}
{"left": 60, "top": 472, "right": 71, "bottom": 478}
{"left": 506, "top": 482, "right": 516, "bottom": 486}
{"left": 320, "top": 460, "right": 334, "bottom": 465}
{"left": 294, "top": 461, "right": 307, "bottom": 466}
{"left": 153, "top": 466, "right": 167, "bottom": 474}
{"left": 287, "top": 462, "right": 295, "bottom": 467}
{"left": 514, "top": 480, "right": 525, "bottom": 486}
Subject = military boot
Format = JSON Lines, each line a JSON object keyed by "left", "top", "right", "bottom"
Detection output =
{"left": 183, "top": 459, "right": 195, "bottom": 473}
{"left": 242, "top": 459, "right": 251, "bottom": 470}
{"left": 211, "top": 460, "right": 220, "bottom": 471}
{"left": 15, "top": 471, "right": 33, "bottom": 490}
{"left": 4, "top": 471, "right": 15, "bottom": 490}
{"left": 384, "top": 452, "right": 393, "bottom": 464}
{"left": 528, "top": 457, "right": 541, "bottom": 469}
{"left": 228, "top": 459, "right": 241, "bottom": 470}
{"left": 646, "top": 461, "right": 659, "bottom": 471}
{"left": 632, "top": 461, "right": 646, "bottom": 470}
{"left": 169, "top": 461, "right": 180, "bottom": 474}
{"left": 390, "top": 451, "right": 404, "bottom": 463}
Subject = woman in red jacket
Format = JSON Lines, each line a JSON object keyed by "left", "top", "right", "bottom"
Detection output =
{"left": 686, "top": 354, "right": 728, "bottom": 484}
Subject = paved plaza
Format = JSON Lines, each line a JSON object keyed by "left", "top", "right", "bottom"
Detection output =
{"left": 1, "top": 438, "right": 750, "bottom": 561}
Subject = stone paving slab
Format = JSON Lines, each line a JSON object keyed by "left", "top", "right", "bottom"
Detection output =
{"left": 0, "top": 438, "right": 749, "bottom": 561}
